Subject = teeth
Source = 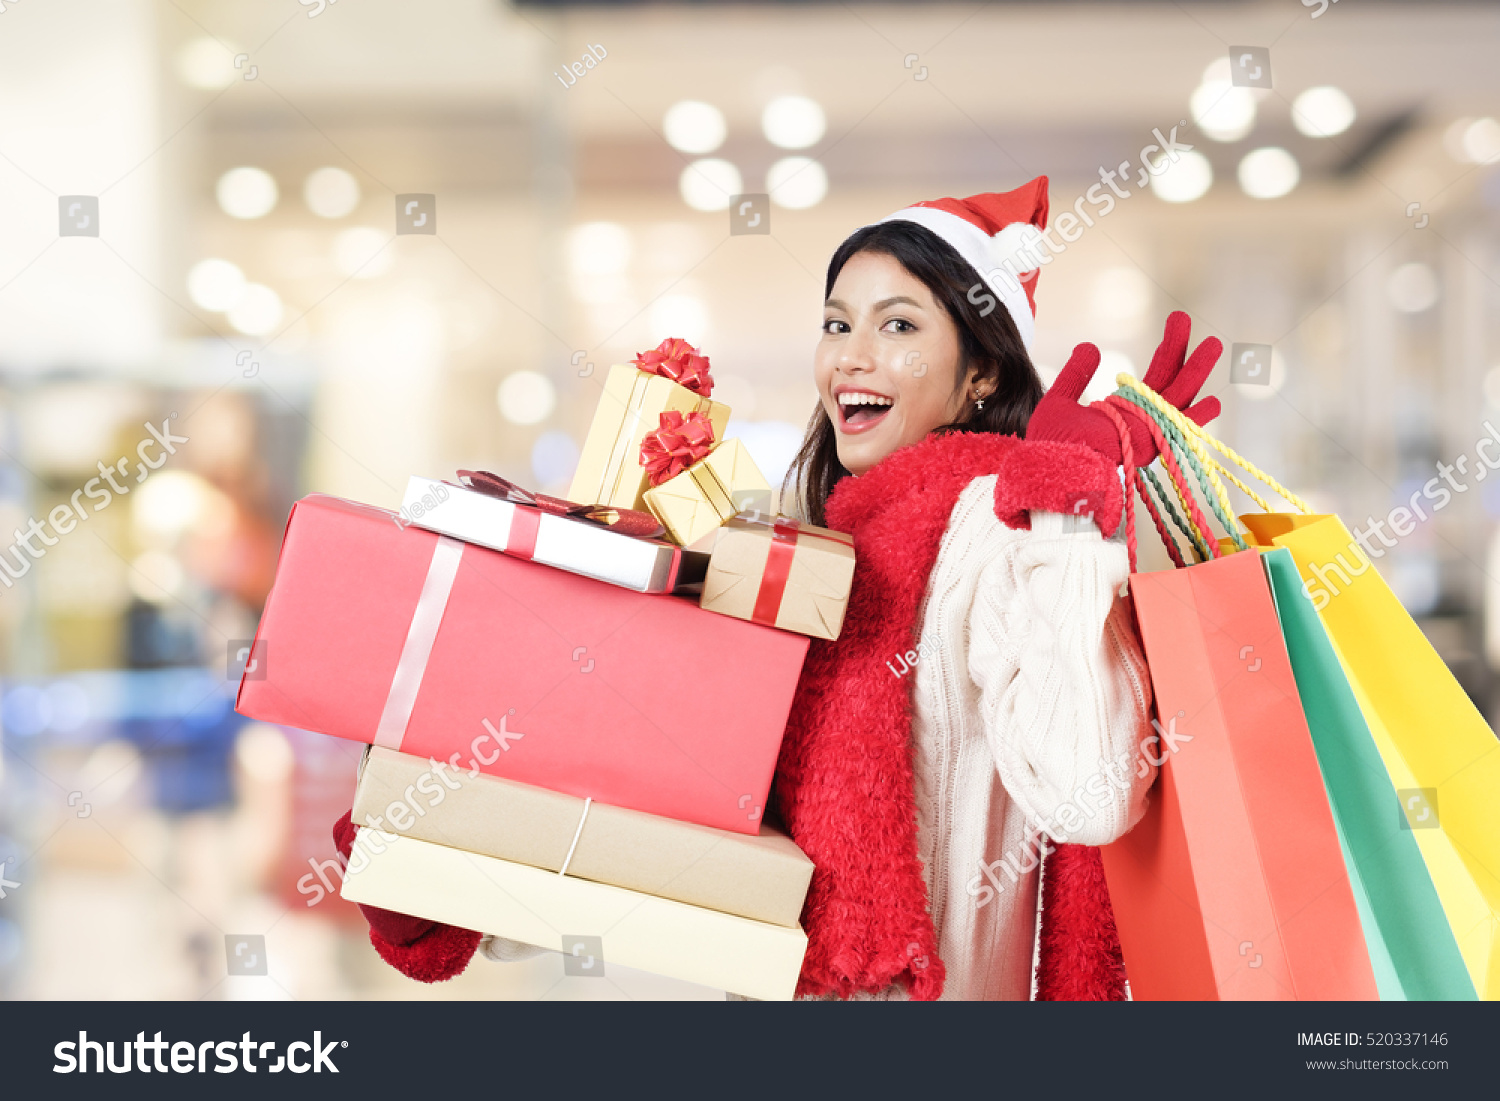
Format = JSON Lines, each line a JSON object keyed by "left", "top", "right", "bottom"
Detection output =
{"left": 838, "top": 392, "right": 894, "bottom": 407}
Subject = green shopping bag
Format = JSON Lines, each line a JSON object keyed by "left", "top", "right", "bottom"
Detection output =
{"left": 1261, "top": 549, "right": 1476, "bottom": 1001}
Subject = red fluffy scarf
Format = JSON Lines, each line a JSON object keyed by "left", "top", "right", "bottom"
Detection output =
{"left": 774, "top": 429, "right": 1129, "bottom": 1001}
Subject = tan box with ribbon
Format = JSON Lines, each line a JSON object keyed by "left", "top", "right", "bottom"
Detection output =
{"left": 352, "top": 745, "right": 813, "bottom": 927}
{"left": 643, "top": 439, "right": 771, "bottom": 548}
{"left": 568, "top": 364, "right": 729, "bottom": 512}
{"left": 699, "top": 516, "right": 856, "bottom": 640}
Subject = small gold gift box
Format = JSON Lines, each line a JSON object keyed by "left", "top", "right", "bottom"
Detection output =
{"left": 643, "top": 439, "right": 771, "bottom": 547}
{"left": 568, "top": 365, "right": 730, "bottom": 512}
{"left": 700, "top": 516, "right": 855, "bottom": 640}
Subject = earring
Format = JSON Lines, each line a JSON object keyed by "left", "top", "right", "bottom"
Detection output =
{"left": 974, "top": 390, "right": 985, "bottom": 411}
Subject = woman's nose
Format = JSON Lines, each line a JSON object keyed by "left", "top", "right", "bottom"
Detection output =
{"left": 839, "top": 324, "right": 878, "bottom": 372}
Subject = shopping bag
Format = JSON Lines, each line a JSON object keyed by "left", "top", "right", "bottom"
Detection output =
{"left": 1260, "top": 548, "right": 1475, "bottom": 1000}
{"left": 1243, "top": 511, "right": 1499, "bottom": 1000}
{"left": 1092, "top": 400, "right": 1377, "bottom": 1001}
{"left": 1114, "top": 373, "right": 1497, "bottom": 1000}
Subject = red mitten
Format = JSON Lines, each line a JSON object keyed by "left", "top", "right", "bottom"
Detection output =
{"left": 992, "top": 438, "right": 1125, "bottom": 538}
{"left": 1026, "top": 311, "right": 1222, "bottom": 468}
{"left": 333, "top": 811, "right": 482, "bottom": 982}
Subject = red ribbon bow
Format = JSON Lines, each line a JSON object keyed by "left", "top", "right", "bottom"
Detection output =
{"left": 632, "top": 337, "right": 714, "bottom": 397}
{"left": 639, "top": 410, "right": 717, "bottom": 487}
{"left": 456, "top": 470, "right": 664, "bottom": 539}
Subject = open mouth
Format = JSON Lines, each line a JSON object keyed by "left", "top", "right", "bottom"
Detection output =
{"left": 836, "top": 390, "right": 894, "bottom": 434}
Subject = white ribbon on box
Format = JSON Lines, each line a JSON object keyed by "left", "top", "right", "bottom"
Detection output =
{"left": 371, "top": 532, "right": 599, "bottom": 877}
{"left": 373, "top": 535, "right": 465, "bottom": 751}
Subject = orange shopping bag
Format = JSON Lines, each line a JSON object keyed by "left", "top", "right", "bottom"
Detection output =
{"left": 1094, "top": 395, "right": 1377, "bottom": 1000}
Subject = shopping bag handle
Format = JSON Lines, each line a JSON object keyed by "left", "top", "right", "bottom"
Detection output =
{"left": 1107, "top": 394, "right": 1224, "bottom": 560}
{"left": 1111, "top": 391, "right": 1250, "bottom": 555}
{"left": 1094, "top": 397, "right": 1219, "bottom": 573}
{"left": 1114, "top": 375, "right": 1312, "bottom": 516}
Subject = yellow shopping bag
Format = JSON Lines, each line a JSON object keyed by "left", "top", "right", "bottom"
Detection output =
{"left": 1239, "top": 512, "right": 1500, "bottom": 1000}
{"left": 1114, "top": 376, "right": 1500, "bottom": 999}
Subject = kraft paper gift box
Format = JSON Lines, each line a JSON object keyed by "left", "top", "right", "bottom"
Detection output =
{"left": 353, "top": 745, "right": 814, "bottom": 926}
{"left": 568, "top": 364, "right": 730, "bottom": 512}
{"left": 643, "top": 439, "right": 771, "bottom": 548}
{"left": 235, "top": 493, "right": 808, "bottom": 835}
{"left": 399, "top": 476, "right": 705, "bottom": 594}
{"left": 341, "top": 831, "right": 808, "bottom": 1000}
{"left": 700, "top": 516, "right": 856, "bottom": 641}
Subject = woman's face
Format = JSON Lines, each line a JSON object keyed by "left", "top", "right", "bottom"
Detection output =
{"left": 815, "top": 250, "right": 981, "bottom": 476}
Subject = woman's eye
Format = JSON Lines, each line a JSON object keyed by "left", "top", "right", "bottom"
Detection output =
{"left": 822, "top": 318, "right": 849, "bottom": 334}
{"left": 882, "top": 318, "right": 916, "bottom": 334}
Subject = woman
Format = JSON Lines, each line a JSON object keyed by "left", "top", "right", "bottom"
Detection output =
{"left": 333, "top": 176, "right": 1223, "bottom": 999}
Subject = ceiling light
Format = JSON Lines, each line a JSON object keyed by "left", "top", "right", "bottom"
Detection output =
{"left": 227, "top": 284, "right": 283, "bottom": 335}
{"left": 663, "top": 101, "right": 727, "bottom": 155}
{"left": 1386, "top": 262, "right": 1439, "bottom": 313}
{"left": 1149, "top": 149, "right": 1213, "bottom": 202}
{"left": 216, "top": 167, "right": 278, "bottom": 219}
{"left": 1291, "top": 86, "right": 1356, "bottom": 138}
{"left": 1461, "top": 118, "right": 1500, "bottom": 165}
{"left": 176, "top": 38, "right": 239, "bottom": 90}
{"left": 1238, "top": 147, "right": 1300, "bottom": 199}
{"left": 766, "top": 156, "right": 827, "bottom": 209}
{"left": 186, "top": 258, "right": 246, "bottom": 311}
{"left": 1190, "top": 80, "right": 1256, "bottom": 142}
{"left": 762, "top": 95, "right": 826, "bottom": 150}
{"left": 679, "top": 159, "right": 742, "bottom": 212}
{"left": 304, "top": 166, "right": 361, "bottom": 219}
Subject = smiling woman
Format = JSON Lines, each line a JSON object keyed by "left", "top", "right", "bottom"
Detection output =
{"left": 768, "top": 178, "right": 1224, "bottom": 1001}
{"left": 791, "top": 219, "right": 1041, "bottom": 523}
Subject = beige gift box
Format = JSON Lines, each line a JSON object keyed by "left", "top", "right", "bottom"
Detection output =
{"left": 568, "top": 364, "right": 729, "bottom": 512}
{"left": 353, "top": 746, "right": 813, "bottom": 927}
{"left": 643, "top": 439, "right": 771, "bottom": 547}
{"left": 700, "top": 516, "right": 856, "bottom": 640}
{"left": 340, "top": 831, "right": 808, "bottom": 1000}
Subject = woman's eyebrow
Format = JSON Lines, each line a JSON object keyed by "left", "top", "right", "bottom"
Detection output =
{"left": 823, "top": 295, "right": 925, "bottom": 312}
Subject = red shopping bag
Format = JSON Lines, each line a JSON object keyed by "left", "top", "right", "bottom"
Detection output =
{"left": 1093, "top": 394, "right": 1376, "bottom": 1000}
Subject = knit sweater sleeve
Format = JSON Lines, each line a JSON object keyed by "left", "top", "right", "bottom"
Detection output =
{"left": 966, "top": 509, "right": 1155, "bottom": 846}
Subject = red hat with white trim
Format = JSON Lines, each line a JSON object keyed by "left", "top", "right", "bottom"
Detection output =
{"left": 877, "top": 176, "right": 1050, "bottom": 352}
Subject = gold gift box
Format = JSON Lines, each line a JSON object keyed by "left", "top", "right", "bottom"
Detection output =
{"left": 568, "top": 364, "right": 730, "bottom": 511}
{"left": 643, "top": 439, "right": 771, "bottom": 547}
{"left": 700, "top": 515, "right": 856, "bottom": 640}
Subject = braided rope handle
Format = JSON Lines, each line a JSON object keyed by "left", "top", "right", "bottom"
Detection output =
{"left": 1136, "top": 469, "right": 1189, "bottom": 568}
{"left": 1116, "top": 391, "right": 1250, "bottom": 553}
{"left": 1096, "top": 401, "right": 1139, "bottom": 574}
{"left": 1113, "top": 390, "right": 1247, "bottom": 552}
{"left": 1105, "top": 395, "right": 1222, "bottom": 560}
{"left": 1139, "top": 464, "right": 1204, "bottom": 562}
{"left": 1116, "top": 374, "right": 1313, "bottom": 515}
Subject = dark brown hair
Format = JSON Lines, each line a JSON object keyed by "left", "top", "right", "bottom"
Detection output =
{"left": 784, "top": 220, "right": 1045, "bottom": 526}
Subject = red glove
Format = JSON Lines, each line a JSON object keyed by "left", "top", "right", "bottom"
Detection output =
{"left": 333, "top": 811, "right": 482, "bottom": 982}
{"left": 1026, "top": 310, "right": 1222, "bottom": 468}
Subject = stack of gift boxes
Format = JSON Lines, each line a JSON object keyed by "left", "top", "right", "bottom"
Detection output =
{"left": 235, "top": 339, "right": 856, "bottom": 1000}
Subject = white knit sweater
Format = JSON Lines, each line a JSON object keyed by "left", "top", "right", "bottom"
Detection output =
{"left": 901, "top": 476, "right": 1155, "bottom": 1001}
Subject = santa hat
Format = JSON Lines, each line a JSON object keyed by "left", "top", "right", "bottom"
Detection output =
{"left": 877, "top": 176, "right": 1050, "bottom": 351}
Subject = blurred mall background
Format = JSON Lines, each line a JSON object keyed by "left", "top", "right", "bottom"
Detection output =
{"left": 1, "top": 0, "right": 1498, "bottom": 999}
